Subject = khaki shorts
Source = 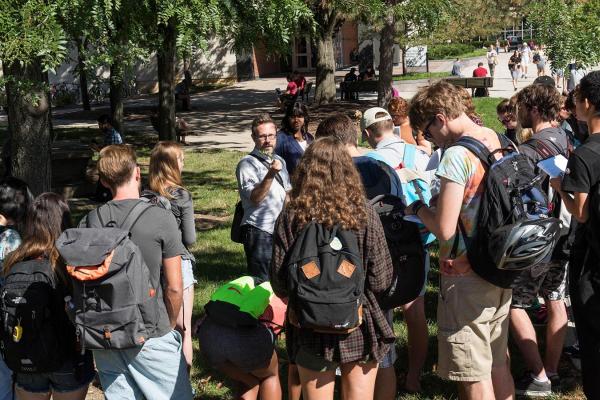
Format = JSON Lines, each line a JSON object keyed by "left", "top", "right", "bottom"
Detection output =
{"left": 437, "top": 273, "right": 512, "bottom": 382}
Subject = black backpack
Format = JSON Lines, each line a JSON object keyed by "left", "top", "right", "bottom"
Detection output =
{"left": 361, "top": 159, "right": 427, "bottom": 308}
{"left": 0, "top": 259, "right": 70, "bottom": 373}
{"left": 450, "top": 134, "right": 561, "bottom": 288}
{"left": 368, "top": 195, "right": 425, "bottom": 308}
{"left": 286, "top": 221, "right": 365, "bottom": 333}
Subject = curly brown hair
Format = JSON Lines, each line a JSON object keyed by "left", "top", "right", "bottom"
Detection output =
{"left": 388, "top": 97, "right": 409, "bottom": 118}
{"left": 288, "top": 137, "right": 367, "bottom": 231}
{"left": 516, "top": 83, "right": 560, "bottom": 122}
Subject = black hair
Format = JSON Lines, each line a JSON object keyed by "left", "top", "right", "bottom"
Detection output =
{"left": 0, "top": 177, "right": 33, "bottom": 231}
{"left": 578, "top": 70, "right": 600, "bottom": 110}
{"left": 282, "top": 102, "right": 310, "bottom": 135}
{"left": 97, "top": 114, "right": 112, "bottom": 125}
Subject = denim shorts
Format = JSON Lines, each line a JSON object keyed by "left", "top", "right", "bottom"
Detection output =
{"left": 181, "top": 258, "right": 197, "bottom": 289}
{"left": 94, "top": 330, "right": 193, "bottom": 400}
{"left": 15, "top": 352, "right": 95, "bottom": 394}
{"left": 197, "top": 317, "right": 274, "bottom": 372}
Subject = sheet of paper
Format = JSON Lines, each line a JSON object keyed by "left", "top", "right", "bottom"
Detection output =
{"left": 403, "top": 214, "right": 423, "bottom": 224}
{"left": 537, "top": 154, "right": 568, "bottom": 178}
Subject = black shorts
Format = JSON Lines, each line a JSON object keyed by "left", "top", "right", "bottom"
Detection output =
{"left": 511, "top": 260, "right": 568, "bottom": 308}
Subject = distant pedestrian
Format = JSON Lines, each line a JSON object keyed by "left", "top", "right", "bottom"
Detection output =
{"left": 451, "top": 58, "right": 463, "bottom": 77}
{"left": 521, "top": 42, "right": 531, "bottom": 78}
{"left": 509, "top": 51, "right": 522, "bottom": 91}
{"left": 486, "top": 46, "right": 498, "bottom": 77}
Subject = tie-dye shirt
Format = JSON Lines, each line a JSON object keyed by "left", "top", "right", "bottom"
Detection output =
{"left": 436, "top": 146, "right": 486, "bottom": 275}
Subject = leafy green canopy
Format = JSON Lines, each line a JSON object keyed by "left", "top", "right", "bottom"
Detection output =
{"left": 527, "top": 0, "right": 600, "bottom": 70}
{"left": 0, "top": 0, "right": 68, "bottom": 73}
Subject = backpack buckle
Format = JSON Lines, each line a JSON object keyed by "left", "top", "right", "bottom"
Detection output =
{"left": 103, "top": 327, "right": 111, "bottom": 340}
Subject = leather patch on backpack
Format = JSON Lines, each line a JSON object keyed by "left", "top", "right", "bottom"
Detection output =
{"left": 301, "top": 261, "right": 320, "bottom": 279}
{"left": 337, "top": 260, "right": 356, "bottom": 278}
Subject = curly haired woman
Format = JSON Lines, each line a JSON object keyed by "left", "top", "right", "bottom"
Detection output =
{"left": 270, "top": 137, "right": 394, "bottom": 400}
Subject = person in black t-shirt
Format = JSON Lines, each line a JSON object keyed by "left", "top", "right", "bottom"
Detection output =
{"left": 551, "top": 70, "right": 600, "bottom": 400}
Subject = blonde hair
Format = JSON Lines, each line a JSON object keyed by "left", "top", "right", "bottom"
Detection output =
{"left": 148, "top": 141, "right": 184, "bottom": 198}
{"left": 408, "top": 81, "right": 466, "bottom": 130}
{"left": 98, "top": 145, "right": 137, "bottom": 191}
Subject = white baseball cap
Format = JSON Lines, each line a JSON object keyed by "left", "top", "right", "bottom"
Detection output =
{"left": 361, "top": 107, "right": 392, "bottom": 131}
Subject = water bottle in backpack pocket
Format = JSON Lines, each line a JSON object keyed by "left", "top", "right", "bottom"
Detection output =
{"left": 0, "top": 260, "right": 67, "bottom": 373}
{"left": 286, "top": 222, "right": 365, "bottom": 334}
{"left": 55, "top": 202, "right": 162, "bottom": 351}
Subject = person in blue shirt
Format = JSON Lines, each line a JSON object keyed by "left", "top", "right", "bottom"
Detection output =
{"left": 96, "top": 114, "right": 123, "bottom": 146}
{"left": 274, "top": 102, "right": 314, "bottom": 177}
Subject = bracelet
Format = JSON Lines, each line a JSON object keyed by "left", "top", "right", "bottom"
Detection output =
{"left": 411, "top": 200, "right": 426, "bottom": 215}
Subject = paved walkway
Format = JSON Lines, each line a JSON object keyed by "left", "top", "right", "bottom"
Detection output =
{"left": 0, "top": 51, "right": 550, "bottom": 152}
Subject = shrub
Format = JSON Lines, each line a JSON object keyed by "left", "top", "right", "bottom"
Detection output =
{"left": 428, "top": 43, "right": 474, "bottom": 59}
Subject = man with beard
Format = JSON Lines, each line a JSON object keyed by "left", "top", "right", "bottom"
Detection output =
{"left": 236, "top": 114, "right": 292, "bottom": 281}
{"left": 511, "top": 83, "right": 570, "bottom": 396}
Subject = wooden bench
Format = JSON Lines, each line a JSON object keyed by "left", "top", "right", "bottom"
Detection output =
{"left": 444, "top": 77, "right": 494, "bottom": 96}
{"left": 340, "top": 80, "right": 379, "bottom": 100}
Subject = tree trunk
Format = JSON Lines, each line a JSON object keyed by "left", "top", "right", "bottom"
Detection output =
{"left": 378, "top": 12, "right": 396, "bottom": 107}
{"left": 314, "top": 33, "right": 337, "bottom": 105}
{"left": 3, "top": 60, "right": 51, "bottom": 195}
{"left": 109, "top": 63, "right": 124, "bottom": 135}
{"left": 157, "top": 22, "right": 177, "bottom": 141}
{"left": 77, "top": 38, "right": 91, "bottom": 111}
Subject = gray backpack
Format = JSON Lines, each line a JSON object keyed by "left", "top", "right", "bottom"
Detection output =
{"left": 56, "top": 201, "right": 161, "bottom": 351}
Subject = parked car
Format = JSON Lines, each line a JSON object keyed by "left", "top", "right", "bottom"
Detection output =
{"left": 507, "top": 36, "right": 523, "bottom": 51}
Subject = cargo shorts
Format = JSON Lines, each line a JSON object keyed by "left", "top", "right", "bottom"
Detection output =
{"left": 437, "top": 273, "right": 512, "bottom": 382}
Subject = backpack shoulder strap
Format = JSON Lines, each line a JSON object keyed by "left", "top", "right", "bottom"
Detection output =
{"left": 119, "top": 201, "right": 154, "bottom": 232}
{"left": 365, "top": 150, "right": 388, "bottom": 165}
{"left": 451, "top": 136, "right": 493, "bottom": 167}
{"left": 249, "top": 153, "right": 285, "bottom": 189}
{"left": 402, "top": 144, "right": 417, "bottom": 169}
{"left": 87, "top": 207, "right": 105, "bottom": 228}
{"left": 523, "top": 137, "right": 563, "bottom": 158}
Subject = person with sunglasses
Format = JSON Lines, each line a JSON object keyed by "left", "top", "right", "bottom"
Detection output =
{"left": 407, "top": 81, "right": 514, "bottom": 400}
{"left": 496, "top": 98, "right": 519, "bottom": 143}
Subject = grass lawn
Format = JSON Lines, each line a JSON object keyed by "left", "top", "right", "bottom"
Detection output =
{"left": 393, "top": 72, "right": 451, "bottom": 81}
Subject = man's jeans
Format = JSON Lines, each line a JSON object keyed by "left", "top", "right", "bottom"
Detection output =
{"left": 242, "top": 225, "right": 273, "bottom": 282}
{"left": 94, "top": 330, "right": 193, "bottom": 400}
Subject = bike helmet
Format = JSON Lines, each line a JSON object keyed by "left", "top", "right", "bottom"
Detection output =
{"left": 490, "top": 217, "right": 561, "bottom": 271}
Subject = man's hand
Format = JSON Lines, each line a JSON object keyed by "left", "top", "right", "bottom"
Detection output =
{"left": 550, "top": 176, "right": 562, "bottom": 193}
{"left": 269, "top": 159, "right": 283, "bottom": 174}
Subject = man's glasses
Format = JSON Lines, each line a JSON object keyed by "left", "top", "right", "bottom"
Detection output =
{"left": 256, "top": 134, "right": 276, "bottom": 141}
{"left": 423, "top": 117, "right": 437, "bottom": 140}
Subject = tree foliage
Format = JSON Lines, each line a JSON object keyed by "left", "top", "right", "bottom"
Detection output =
{"left": 526, "top": 0, "right": 600, "bottom": 70}
{"left": 0, "top": 0, "right": 68, "bottom": 73}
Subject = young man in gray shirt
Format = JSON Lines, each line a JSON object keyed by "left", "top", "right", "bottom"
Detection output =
{"left": 79, "top": 145, "right": 192, "bottom": 400}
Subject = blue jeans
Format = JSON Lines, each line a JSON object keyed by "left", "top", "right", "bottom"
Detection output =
{"left": 93, "top": 330, "right": 193, "bottom": 400}
{"left": 242, "top": 225, "right": 273, "bottom": 282}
